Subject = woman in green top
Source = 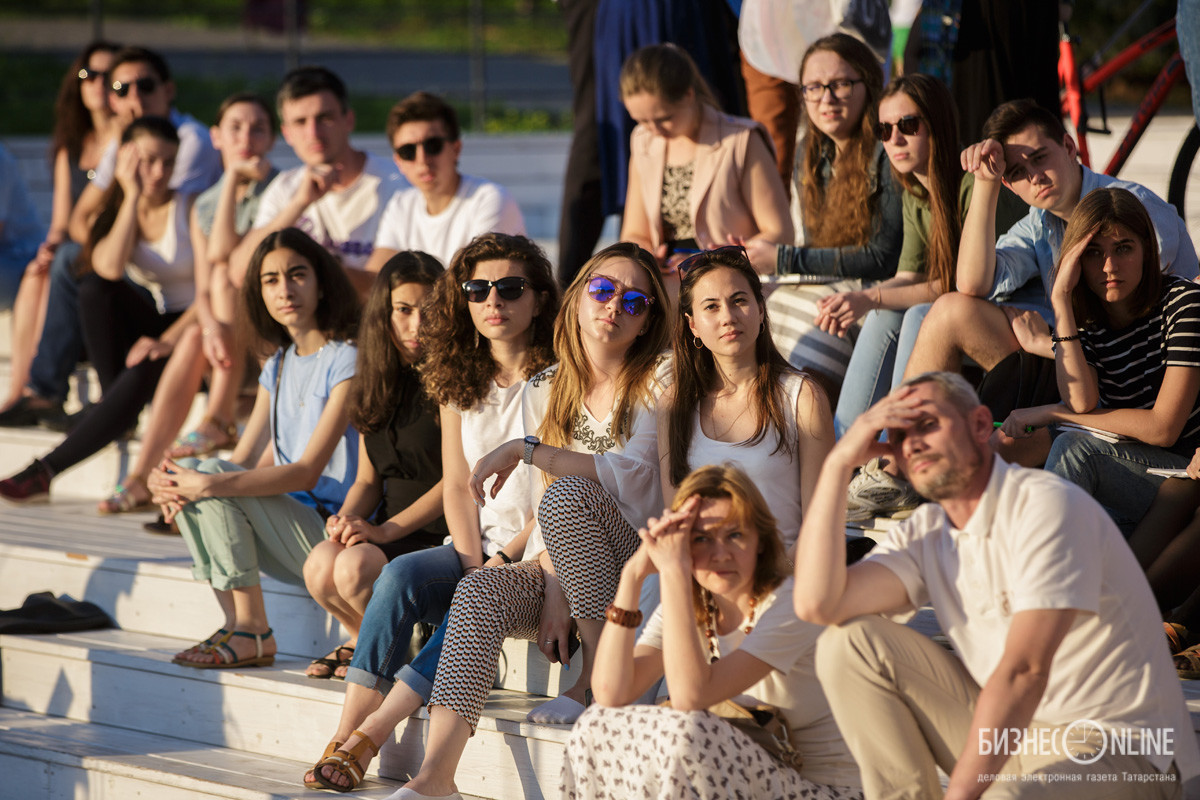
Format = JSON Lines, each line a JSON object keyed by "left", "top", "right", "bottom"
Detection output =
{"left": 816, "top": 74, "right": 1026, "bottom": 436}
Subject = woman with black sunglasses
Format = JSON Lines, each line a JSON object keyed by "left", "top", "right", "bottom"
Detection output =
{"left": 662, "top": 246, "right": 833, "bottom": 555}
{"left": 305, "top": 232, "right": 559, "bottom": 791}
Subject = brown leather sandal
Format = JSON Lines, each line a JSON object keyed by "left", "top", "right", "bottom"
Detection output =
{"left": 315, "top": 729, "right": 378, "bottom": 792}
{"left": 303, "top": 740, "right": 343, "bottom": 788}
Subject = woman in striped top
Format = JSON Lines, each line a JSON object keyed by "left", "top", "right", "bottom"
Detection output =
{"left": 997, "top": 187, "right": 1200, "bottom": 534}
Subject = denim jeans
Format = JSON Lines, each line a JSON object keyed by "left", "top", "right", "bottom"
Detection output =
{"left": 834, "top": 303, "right": 931, "bottom": 437}
{"left": 1045, "top": 429, "right": 1191, "bottom": 536}
{"left": 28, "top": 242, "right": 83, "bottom": 401}
{"left": 343, "top": 543, "right": 461, "bottom": 701}
{"left": 1179, "top": 0, "right": 1200, "bottom": 129}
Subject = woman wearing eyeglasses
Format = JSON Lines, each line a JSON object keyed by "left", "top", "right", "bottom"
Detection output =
{"left": 305, "top": 232, "right": 559, "bottom": 791}
{"left": 816, "top": 75, "right": 1027, "bottom": 439}
{"left": 618, "top": 43, "right": 793, "bottom": 298}
{"left": 366, "top": 92, "right": 525, "bottom": 274}
{"left": 661, "top": 246, "right": 833, "bottom": 555}
{"left": 357, "top": 241, "right": 671, "bottom": 800}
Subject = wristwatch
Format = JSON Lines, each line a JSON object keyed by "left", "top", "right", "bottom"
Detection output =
{"left": 522, "top": 435, "right": 540, "bottom": 465}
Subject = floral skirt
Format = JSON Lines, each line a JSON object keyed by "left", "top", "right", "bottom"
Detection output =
{"left": 561, "top": 705, "right": 863, "bottom": 800}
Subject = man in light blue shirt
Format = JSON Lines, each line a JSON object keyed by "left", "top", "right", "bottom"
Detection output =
{"left": 904, "top": 99, "right": 1197, "bottom": 377}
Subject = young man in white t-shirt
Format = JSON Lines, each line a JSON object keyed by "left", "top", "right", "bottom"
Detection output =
{"left": 366, "top": 91, "right": 524, "bottom": 271}
{"left": 794, "top": 372, "right": 1200, "bottom": 799}
{"left": 231, "top": 66, "right": 402, "bottom": 293}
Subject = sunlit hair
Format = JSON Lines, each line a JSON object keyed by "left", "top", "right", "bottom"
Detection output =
{"left": 348, "top": 251, "right": 444, "bottom": 433}
{"left": 799, "top": 33, "right": 884, "bottom": 249}
{"left": 618, "top": 43, "right": 718, "bottom": 109}
{"left": 880, "top": 74, "right": 962, "bottom": 295}
{"left": 418, "top": 233, "right": 561, "bottom": 410}
{"left": 215, "top": 91, "right": 278, "bottom": 133}
{"left": 1054, "top": 187, "right": 1162, "bottom": 327}
{"left": 539, "top": 243, "right": 671, "bottom": 473}
{"left": 897, "top": 371, "right": 982, "bottom": 417}
{"left": 109, "top": 46, "right": 171, "bottom": 84}
{"left": 671, "top": 464, "right": 790, "bottom": 626}
{"left": 81, "top": 117, "right": 179, "bottom": 275}
{"left": 277, "top": 65, "right": 349, "bottom": 114}
{"left": 386, "top": 91, "right": 460, "bottom": 142}
{"left": 981, "top": 98, "right": 1069, "bottom": 147}
{"left": 667, "top": 248, "right": 805, "bottom": 487}
{"left": 240, "top": 227, "right": 360, "bottom": 351}
{"left": 52, "top": 40, "right": 120, "bottom": 166}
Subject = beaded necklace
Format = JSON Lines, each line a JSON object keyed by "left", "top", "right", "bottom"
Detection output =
{"left": 701, "top": 589, "right": 758, "bottom": 662}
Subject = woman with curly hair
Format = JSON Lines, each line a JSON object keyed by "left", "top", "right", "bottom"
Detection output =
{"left": 305, "top": 232, "right": 559, "bottom": 791}
{"left": 301, "top": 251, "right": 448, "bottom": 679}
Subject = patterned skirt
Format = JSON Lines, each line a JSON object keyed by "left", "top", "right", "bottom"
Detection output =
{"left": 562, "top": 705, "right": 863, "bottom": 800}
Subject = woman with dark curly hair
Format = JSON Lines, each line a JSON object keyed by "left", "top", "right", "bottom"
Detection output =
{"left": 304, "top": 232, "right": 560, "bottom": 791}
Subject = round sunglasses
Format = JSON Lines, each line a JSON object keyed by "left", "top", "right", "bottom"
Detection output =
{"left": 395, "top": 136, "right": 450, "bottom": 162}
{"left": 111, "top": 76, "right": 160, "bottom": 98}
{"left": 876, "top": 115, "right": 922, "bottom": 142}
{"left": 461, "top": 276, "right": 528, "bottom": 303}
{"left": 587, "top": 276, "right": 654, "bottom": 317}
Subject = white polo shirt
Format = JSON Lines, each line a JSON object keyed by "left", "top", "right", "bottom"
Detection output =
{"left": 866, "top": 454, "right": 1200, "bottom": 777}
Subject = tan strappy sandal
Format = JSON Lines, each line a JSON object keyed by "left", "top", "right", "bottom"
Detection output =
{"left": 315, "top": 729, "right": 378, "bottom": 792}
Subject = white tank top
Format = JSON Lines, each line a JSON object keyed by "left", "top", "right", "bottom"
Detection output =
{"left": 127, "top": 196, "right": 195, "bottom": 313}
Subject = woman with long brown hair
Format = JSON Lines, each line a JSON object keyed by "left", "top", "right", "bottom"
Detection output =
{"left": 661, "top": 246, "right": 833, "bottom": 552}
{"left": 816, "top": 74, "right": 1026, "bottom": 439}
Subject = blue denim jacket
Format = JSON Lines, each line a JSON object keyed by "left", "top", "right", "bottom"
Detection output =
{"left": 989, "top": 165, "right": 1198, "bottom": 324}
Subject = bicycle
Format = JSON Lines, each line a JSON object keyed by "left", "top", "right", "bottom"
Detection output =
{"left": 1058, "top": 0, "right": 1199, "bottom": 219}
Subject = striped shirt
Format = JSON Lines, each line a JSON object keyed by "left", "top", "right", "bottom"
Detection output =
{"left": 1081, "top": 278, "right": 1200, "bottom": 454}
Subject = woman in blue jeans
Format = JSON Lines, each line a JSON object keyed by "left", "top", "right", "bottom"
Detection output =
{"left": 999, "top": 187, "right": 1200, "bottom": 534}
{"left": 304, "top": 233, "right": 560, "bottom": 791}
{"left": 814, "top": 74, "right": 1026, "bottom": 437}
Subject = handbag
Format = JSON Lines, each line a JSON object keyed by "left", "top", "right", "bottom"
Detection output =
{"left": 660, "top": 697, "right": 803, "bottom": 772}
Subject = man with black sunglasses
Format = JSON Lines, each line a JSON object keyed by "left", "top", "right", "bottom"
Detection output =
{"left": 365, "top": 91, "right": 524, "bottom": 272}
{"left": 0, "top": 45, "right": 221, "bottom": 430}
{"left": 230, "top": 66, "right": 401, "bottom": 294}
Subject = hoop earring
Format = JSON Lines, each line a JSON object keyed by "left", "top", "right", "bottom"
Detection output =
{"left": 692, "top": 336, "right": 704, "bottom": 349}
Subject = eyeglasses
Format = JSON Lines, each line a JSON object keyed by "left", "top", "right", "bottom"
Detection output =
{"left": 111, "top": 76, "right": 160, "bottom": 97}
{"left": 677, "top": 244, "right": 749, "bottom": 278}
{"left": 876, "top": 115, "right": 922, "bottom": 142}
{"left": 800, "top": 78, "right": 863, "bottom": 102}
{"left": 395, "top": 136, "right": 450, "bottom": 162}
{"left": 78, "top": 66, "right": 107, "bottom": 83}
{"left": 462, "top": 276, "right": 528, "bottom": 303}
{"left": 586, "top": 276, "right": 654, "bottom": 317}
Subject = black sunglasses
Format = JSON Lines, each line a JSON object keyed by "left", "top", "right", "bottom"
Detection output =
{"left": 876, "top": 115, "right": 922, "bottom": 142}
{"left": 111, "top": 76, "right": 160, "bottom": 98}
{"left": 395, "top": 136, "right": 450, "bottom": 162}
{"left": 462, "top": 276, "right": 528, "bottom": 303}
{"left": 78, "top": 66, "right": 107, "bottom": 83}
{"left": 586, "top": 276, "right": 654, "bottom": 317}
{"left": 677, "top": 244, "right": 750, "bottom": 278}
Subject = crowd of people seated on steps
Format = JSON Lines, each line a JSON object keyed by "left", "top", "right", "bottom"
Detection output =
{"left": 2, "top": 27, "right": 1200, "bottom": 800}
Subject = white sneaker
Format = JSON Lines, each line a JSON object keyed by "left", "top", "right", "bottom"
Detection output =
{"left": 845, "top": 457, "right": 923, "bottom": 522}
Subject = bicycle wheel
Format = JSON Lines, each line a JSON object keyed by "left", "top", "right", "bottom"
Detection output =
{"left": 1168, "top": 123, "right": 1200, "bottom": 230}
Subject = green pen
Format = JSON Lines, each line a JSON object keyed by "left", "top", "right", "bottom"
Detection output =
{"left": 994, "top": 421, "right": 1034, "bottom": 433}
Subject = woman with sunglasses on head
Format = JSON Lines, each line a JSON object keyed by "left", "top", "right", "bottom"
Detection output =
{"left": 300, "top": 251, "right": 447, "bottom": 680}
{"left": 562, "top": 465, "right": 863, "bottom": 799}
{"left": 363, "top": 242, "right": 670, "bottom": 800}
{"left": 306, "top": 232, "right": 558, "bottom": 792}
{"left": 662, "top": 246, "right": 833, "bottom": 555}
{"left": 738, "top": 34, "right": 902, "bottom": 386}
{"left": 816, "top": 74, "right": 1027, "bottom": 439}
{"left": 138, "top": 227, "right": 360, "bottom": 669}
{"left": 1, "top": 40, "right": 121, "bottom": 419}
{"left": 619, "top": 43, "right": 792, "bottom": 300}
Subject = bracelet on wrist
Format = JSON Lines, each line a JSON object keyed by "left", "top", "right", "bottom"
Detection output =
{"left": 1050, "top": 332, "right": 1081, "bottom": 343}
{"left": 463, "top": 565, "right": 481, "bottom": 574}
{"left": 605, "top": 603, "right": 644, "bottom": 628}
{"left": 497, "top": 550, "right": 514, "bottom": 564}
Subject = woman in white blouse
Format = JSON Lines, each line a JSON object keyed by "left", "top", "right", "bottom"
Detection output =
{"left": 563, "top": 464, "right": 863, "bottom": 799}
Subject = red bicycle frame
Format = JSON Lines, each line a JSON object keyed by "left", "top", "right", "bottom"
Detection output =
{"left": 1059, "top": 18, "right": 1185, "bottom": 176}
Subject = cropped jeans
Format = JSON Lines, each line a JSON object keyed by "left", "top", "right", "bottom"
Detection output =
{"left": 834, "top": 303, "right": 931, "bottom": 437}
{"left": 343, "top": 542, "right": 462, "bottom": 702}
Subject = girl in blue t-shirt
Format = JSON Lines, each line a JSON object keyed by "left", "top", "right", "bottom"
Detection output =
{"left": 148, "top": 226, "right": 361, "bottom": 669}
